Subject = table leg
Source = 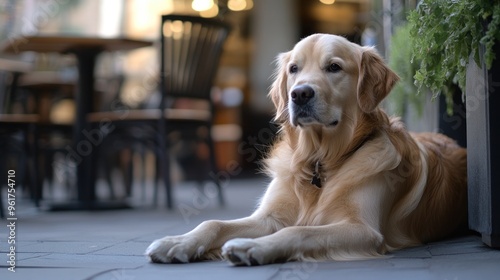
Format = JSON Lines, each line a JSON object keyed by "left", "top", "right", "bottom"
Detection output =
{"left": 47, "top": 48, "right": 131, "bottom": 211}
{"left": 73, "top": 49, "right": 97, "bottom": 205}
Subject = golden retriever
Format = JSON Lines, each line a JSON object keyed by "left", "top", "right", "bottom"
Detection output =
{"left": 146, "top": 34, "right": 467, "bottom": 265}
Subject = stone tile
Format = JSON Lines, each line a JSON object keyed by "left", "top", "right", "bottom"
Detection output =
{"left": 276, "top": 260, "right": 436, "bottom": 280}
{"left": 0, "top": 252, "right": 50, "bottom": 264}
{"left": 15, "top": 241, "right": 115, "bottom": 254}
{"left": 429, "top": 251, "right": 500, "bottom": 279}
{"left": 92, "top": 261, "right": 281, "bottom": 280}
{"left": 0, "top": 268, "right": 107, "bottom": 280}
{"left": 15, "top": 253, "right": 146, "bottom": 269}
{"left": 93, "top": 241, "right": 151, "bottom": 256}
{"left": 428, "top": 238, "right": 492, "bottom": 256}
{"left": 390, "top": 245, "right": 433, "bottom": 258}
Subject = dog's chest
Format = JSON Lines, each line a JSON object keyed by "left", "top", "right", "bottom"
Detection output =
{"left": 291, "top": 179, "right": 335, "bottom": 226}
{"left": 291, "top": 166, "right": 358, "bottom": 226}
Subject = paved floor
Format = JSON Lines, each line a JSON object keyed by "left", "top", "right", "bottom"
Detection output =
{"left": 1, "top": 178, "right": 500, "bottom": 280}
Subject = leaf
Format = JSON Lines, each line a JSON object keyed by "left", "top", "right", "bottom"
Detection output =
{"left": 408, "top": 0, "right": 500, "bottom": 113}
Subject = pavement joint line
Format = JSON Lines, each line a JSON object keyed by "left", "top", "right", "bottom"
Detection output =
{"left": 84, "top": 264, "right": 147, "bottom": 280}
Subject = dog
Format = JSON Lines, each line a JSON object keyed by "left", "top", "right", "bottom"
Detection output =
{"left": 146, "top": 34, "right": 467, "bottom": 265}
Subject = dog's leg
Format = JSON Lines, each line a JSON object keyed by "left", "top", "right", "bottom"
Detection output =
{"left": 222, "top": 221, "right": 384, "bottom": 265}
{"left": 146, "top": 216, "right": 279, "bottom": 263}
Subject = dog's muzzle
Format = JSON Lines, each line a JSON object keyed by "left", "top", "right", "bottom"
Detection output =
{"left": 289, "top": 85, "right": 339, "bottom": 127}
{"left": 289, "top": 85, "right": 317, "bottom": 126}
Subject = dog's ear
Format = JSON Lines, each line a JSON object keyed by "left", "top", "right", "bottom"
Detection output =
{"left": 269, "top": 51, "right": 291, "bottom": 123}
{"left": 357, "top": 47, "right": 399, "bottom": 113}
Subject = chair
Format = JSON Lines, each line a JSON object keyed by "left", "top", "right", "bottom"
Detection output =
{"left": 0, "top": 68, "right": 41, "bottom": 214}
{"left": 87, "top": 15, "right": 231, "bottom": 209}
{"left": 17, "top": 71, "right": 77, "bottom": 201}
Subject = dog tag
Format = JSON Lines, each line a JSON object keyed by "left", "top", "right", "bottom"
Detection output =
{"left": 311, "top": 161, "right": 322, "bottom": 188}
{"left": 311, "top": 173, "right": 322, "bottom": 188}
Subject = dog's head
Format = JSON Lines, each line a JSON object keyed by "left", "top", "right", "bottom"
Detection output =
{"left": 270, "top": 34, "right": 399, "bottom": 128}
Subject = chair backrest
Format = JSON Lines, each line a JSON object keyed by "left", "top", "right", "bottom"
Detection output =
{"left": 160, "top": 15, "right": 230, "bottom": 108}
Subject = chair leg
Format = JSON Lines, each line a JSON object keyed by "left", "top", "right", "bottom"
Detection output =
{"left": 161, "top": 151, "right": 173, "bottom": 210}
{"left": 44, "top": 150, "right": 53, "bottom": 196}
{"left": 103, "top": 158, "right": 115, "bottom": 199}
{"left": 89, "top": 140, "right": 99, "bottom": 201}
{"left": 207, "top": 127, "right": 225, "bottom": 207}
{"left": 158, "top": 132, "right": 173, "bottom": 209}
{"left": 0, "top": 159, "right": 5, "bottom": 218}
{"left": 28, "top": 124, "right": 41, "bottom": 207}
{"left": 124, "top": 148, "right": 133, "bottom": 197}
{"left": 140, "top": 146, "right": 147, "bottom": 204}
{"left": 0, "top": 189, "right": 4, "bottom": 218}
{"left": 153, "top": 155, "right": 160, "bottom": 207}
{"left": 31, "top": 148, "right": 42, "bottom": 208}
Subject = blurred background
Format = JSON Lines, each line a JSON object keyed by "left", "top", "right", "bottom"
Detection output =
{"left": 1, "top": 0, "right": 439, "bottom": 210}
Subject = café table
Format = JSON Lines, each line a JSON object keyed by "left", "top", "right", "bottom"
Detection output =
{"left": 0, "top": 35, "right": 153, "bottom": 210}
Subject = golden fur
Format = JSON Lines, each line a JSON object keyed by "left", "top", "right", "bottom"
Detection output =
{"left": 146, "top": 34, "right": 467, "bottom": 265}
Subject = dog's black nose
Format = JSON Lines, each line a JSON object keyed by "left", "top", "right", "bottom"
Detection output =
{"left": 291, "top": 85, "right": 315, "bottom": 106}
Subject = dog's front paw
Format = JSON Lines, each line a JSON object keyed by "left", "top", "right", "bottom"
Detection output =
{"left": 222, "top": 238, "right": 271, "bottom": 266}
{"left": 145, "top": 235, "right": 204, "bottom": 264}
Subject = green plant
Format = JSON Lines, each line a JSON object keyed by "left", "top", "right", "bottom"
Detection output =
{"left": 388, "top": 23, "right": 423, "bottom": 117}
{"left": 408, "top": 0, "right": 500, "bottom": 113}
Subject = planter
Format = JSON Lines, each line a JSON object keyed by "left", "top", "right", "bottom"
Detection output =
{"left": 466, "top": 41, "right": 500, "bottom": 248}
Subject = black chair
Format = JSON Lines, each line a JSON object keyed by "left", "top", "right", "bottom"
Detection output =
{"left": 0, "top": 69, "right": 41, "bottom": 215}
{"left": 16, "top": 71, "right": 76, "bottom": 198}
{"left": 88, "top": 15, "right": 231, "bottom": 209}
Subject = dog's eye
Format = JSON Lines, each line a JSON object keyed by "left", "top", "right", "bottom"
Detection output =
{"left": 289, "top": 64, "right": 298, "bottom": 74}
{"left": 326, "top": 63, "right": 342, "bottom": 73}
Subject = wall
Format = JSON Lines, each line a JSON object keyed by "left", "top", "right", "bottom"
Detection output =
{"left": 249, "top": 0, "right": 299, "bottom": 114}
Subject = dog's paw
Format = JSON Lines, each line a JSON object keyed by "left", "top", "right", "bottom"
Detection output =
{"left": 221, "top": 238, "right": 270, "bottom": 266}
{"left": 145, "top": 235, "right": 204, "bottom": 264}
